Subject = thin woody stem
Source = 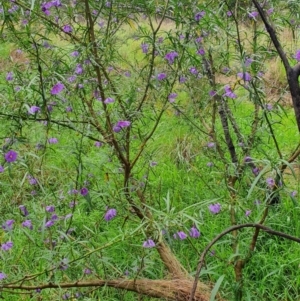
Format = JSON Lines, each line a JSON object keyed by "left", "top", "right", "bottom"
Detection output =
{"left": 189, "top": 223, "right": 300, "bottom": 301}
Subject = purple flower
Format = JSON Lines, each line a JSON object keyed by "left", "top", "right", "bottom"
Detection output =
{"left": 223, "top": 85, "right": 237, "bottom": 98}
{"left": 69, "top": 189, "right": 78, "bottom": 195}
{"left": 227, "top": 11, "right": 232, "bottom": 17}
{"left": 28, "top": 106, "right": 41, "bottom": 114}
{"left": 168, "top": 93, "right": 177, "bottom": 103}
{"left": 165, "top": 51, "right": 178, "bottom": 64}
{"left": 1, "top": 241, "right": 13, "bottom": 251}
{"left": 68, "top": 75, "right": 77, "bottom": 82}
{"left": 0, "top": 272, "right": 7, "bottom": 280}
{"left": 174, "top": 231, "right": 187, "bottom": 240}
{"left": 266, "top": 178, "right": 275, "bottom": 188}
{"left": 98, "top": 21, "right": 105, "bottom": 28}
{"left": 189, "top": 67, "right": 198, "bottom": 75}
{"left": 245, "top": 210, "right": 251, "bottom": 217}
{"left": 104, "top": 208, "right": 117, "bottom": 221}
{"left": 41, "top": 1, "right": 53, "bottom": 14}
{"left": 257, "top": 71, "right": 264, "bottom": 77}
{"left": 124, "top": 71, "right": 131, "bottom": 77}
{"left": 62, "top": 293, "right": 70, "bottom": 300}
{"left": 22, "top": 19, "right": 28, "bottom": 26}
{"left": 141, "top": 43, "right": 149, "bottom": 54}
{"left": 70, "top": 51, "right": 79, "bottom": 57}
{"left": 207, "top": 142, "right": 215, "bottom": 148}
{"left": 75, "top": 64, "right": 83, "bottom": 75}
{"left": 66, "top": 106, "right": 73, "bottom": 112}
{"left": 179, "top": 76, "right": 187, "bottom": 83}
{"left": 113, "top": 125, "right": 122, "bottom": 133}
{"left": 19, "top": 205, "right": 29, "bottom": 216}
{"left": 197, "top": 48, "right": 205, "bottom": 56}
{"left": 143, "top": 239, "right": 155, "bottom": 248}
{"left": 294, "top": 50, "right": 300, "bottom": 62}
{"left": 104, "top": 97, "right": 114, "bottom": 104}
{"left": 45, "top": 220, "right": 54, "bottom": 228}
{"left": 266, "top": 104, "right": 273, "bottom": 111}
{"left": 50, "top": 82, "right": 64, "bottom": 95}
{"left": 0, "top": 166, "right": 4, "bottom": 172}
{"left": 69, "top": 200, "right": 78, "bottom": 208}
{"left": 222, "top": 67, "right": 230, "bottom": 73}
{"left": 157, "top": 73, "right": 167, "bottom": 81}
{"left": 267, "top": 8, "right": 274, "bottom": 15}
{"left": 195, "top": 11, "right": 205, "bottom": 21}
{"left": 6, "top": 72, "right": 13, "bottom": 81}
{"left": 46, "top": 205, "right": 55, "bottom": 212}
{"left": 207, "top": 162, "right": 214, "bottom": 167}
{"left": 209, "top": 90, "right": 217, "bottom": 97}
{"left": 5, "top": 150, "right": 18, "bottom": 163}
{"left": 51, "top": 214, "right": 58, "bottom": 221}
{"left": 245, "top": 58, "right": 253, "bottom": 67}
{"left": 80, "top": 187, "right": 89, "bottom": 196}
{"left": 94, "top": 141, "right": 102, "bottom": 147}
{"left": 84, "top": 268, "right": 92, "bottom": 274}
{"left": 195, "top": 36, "right": 203, "bottom": 43}
{"left": 189, "top": 226, "right": 200, "bottom": 238}
{"left": 150, "top": 161, "right": 157, "bottom": 167}
{"left": 62, "top": 24, "right": 72, "bottom": 33}
{"left": 28, "top": 176, "right": 37, "bottom": 185}
{"left": 64, "top": 213, "right": 73, "bottom": 220}
{"left": 113, "top": 120, "right": 131, "bottom": 133}
{"left": 237, "top": 72, "right": 252, "bottom": 81}
{"left": 252, "top": 167, "right": 260, "bottom": 176}
{"left": 291, "top": 191, "right": 297, "bottom": 197}
{"left": 48, "top": 138, "right": 58, "bottom": 144}
{"left": 244, "top": 156, "right": 252, "bottom": 163}
{"left": 22, "top": 220, "right": 33, "bottom": 230}
{"left": 248, "top": 11, "right": 259, "bottom": 19}
{"left": 209, "top": 203, "right": 221, "bottom": 214}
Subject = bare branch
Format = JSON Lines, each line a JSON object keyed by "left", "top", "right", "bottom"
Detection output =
{"left": 252, "top": 0, "right": 290, "bottom": 72}
{"left": 190, "top": 223, "right": 300, "bottom": 301}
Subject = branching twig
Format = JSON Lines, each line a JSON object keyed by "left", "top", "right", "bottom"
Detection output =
{"left": 252, "top": 0, "right": 300, "bottom": 132}
{"left": 189, "top": 223, "right": 300, "bottom": 301}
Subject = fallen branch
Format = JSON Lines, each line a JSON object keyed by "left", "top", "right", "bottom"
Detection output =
{"left": 2, "top": 278, "right": 225, "bottom": 301}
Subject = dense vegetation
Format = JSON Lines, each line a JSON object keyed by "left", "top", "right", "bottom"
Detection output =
{"left": 0, "top": 0, "right": 300, "bottom": 300}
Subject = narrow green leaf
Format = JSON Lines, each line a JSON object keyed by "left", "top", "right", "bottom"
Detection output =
{"left": 209, "top": 274, "right": 225, "bottom": 301}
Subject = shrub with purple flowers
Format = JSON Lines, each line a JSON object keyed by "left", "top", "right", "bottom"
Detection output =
{"left": 1, "top": 1, "right": 300, "bottom": 300}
